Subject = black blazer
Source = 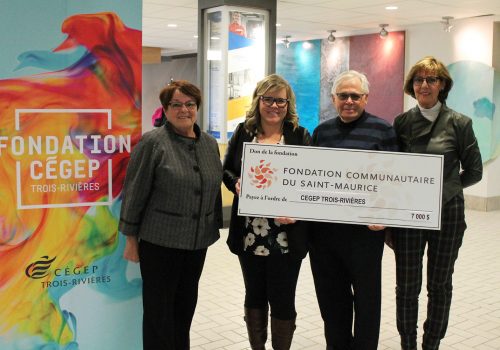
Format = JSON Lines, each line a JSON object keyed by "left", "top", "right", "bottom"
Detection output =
{"left": 222, "top": 121, "right": 311, "bottom": 259}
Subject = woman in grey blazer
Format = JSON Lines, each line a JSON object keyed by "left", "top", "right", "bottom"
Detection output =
{"left": 119, "top": 80, "right": 222, "bottom": 350}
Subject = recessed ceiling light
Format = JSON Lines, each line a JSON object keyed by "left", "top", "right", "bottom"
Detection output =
{"left": 385, "top": 6, "right": 398, "bottom": 10}
{"left": 194, "top": 35, "right": 198, "bottom": 38}
{"left": 167, "top": 23, "right": 177, "bottom": 28}
{"left": 276, "top": 23, "right": 282, "bottom": 27}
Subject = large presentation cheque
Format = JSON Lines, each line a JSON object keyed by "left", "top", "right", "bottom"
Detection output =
{"left": 239, "top": 143, "right": 443, "bottom": 230}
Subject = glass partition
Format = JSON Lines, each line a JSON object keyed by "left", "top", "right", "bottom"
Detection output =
{"left": 204, "top": 6, "right": 269, "bottom": 143}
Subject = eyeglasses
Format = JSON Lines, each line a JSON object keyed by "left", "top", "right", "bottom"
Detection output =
{"left": 168, "top": 101, "right": 197, "bottom": 110}
{"left": 335, "top": 93, "right": 365, "bottom": 102}
{"left": 259, "top": 96, "right": 289, "bottom": 108}
{"left": 413, "top": 76, "right": 441, "bottom": 86}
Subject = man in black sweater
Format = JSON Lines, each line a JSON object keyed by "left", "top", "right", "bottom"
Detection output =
{"left": 310, "top": 70, "right": 398, "bottom": 350}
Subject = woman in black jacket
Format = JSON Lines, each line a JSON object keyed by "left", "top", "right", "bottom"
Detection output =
{"left": 392, "top": 56, "right": 483, "bottom": 350}
{"left": 223, "top": 74, "right": 311, "bottom": 350}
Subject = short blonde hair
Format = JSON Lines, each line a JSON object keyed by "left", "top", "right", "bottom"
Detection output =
{"left": 244, "top": 74, "right": 299, "bottom": 134}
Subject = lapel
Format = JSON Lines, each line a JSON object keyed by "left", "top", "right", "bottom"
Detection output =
{"left": 408, "top": 104, "right": 448, "bottom": 153}
{"left": 409, "top": 106, "right": 434, "bottom": 139}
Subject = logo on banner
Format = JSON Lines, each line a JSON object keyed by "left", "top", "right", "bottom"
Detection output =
{"left": 0, "top": 109, "right": 132, "bottom": 209}
{"left": 25, "top": 256, "right": 57, "bottom": 279}
{"left": 24, "top": 255, "right": 111, "bottom": 289}
{"left": 248, "top": 160, "right": 277, "bottom": 189}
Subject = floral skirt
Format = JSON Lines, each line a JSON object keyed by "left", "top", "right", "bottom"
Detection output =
{"left": 244, "top": 216, "right": 289, "bottom": 256}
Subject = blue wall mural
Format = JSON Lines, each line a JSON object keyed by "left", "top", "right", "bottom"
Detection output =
{"left": 276, "top": 33, "right": 405, "bottom": 132}
{"left": 447, "top": 61, "right": 499, "bottom": 163}
{"left": 276, "top": 39, "right": 497, "bottom": 166}
{"left": 276, "top": 40, "right": 321, "bottom": 134}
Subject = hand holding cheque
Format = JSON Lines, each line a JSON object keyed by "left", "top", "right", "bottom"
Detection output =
{"left": 238, "top": 143, "right": 443, "bottom": 230}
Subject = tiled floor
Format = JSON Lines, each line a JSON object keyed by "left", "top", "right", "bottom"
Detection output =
{"left": 191, "top": 209, "right": 500, "bottom": 349}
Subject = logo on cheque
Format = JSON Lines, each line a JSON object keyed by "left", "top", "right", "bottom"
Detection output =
{"left": 248, "top": 160, "right": 277, "bottom": 189}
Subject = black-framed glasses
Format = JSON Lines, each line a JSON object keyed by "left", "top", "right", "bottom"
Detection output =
{"left": 336, "top": 93, "right": 365, "bottom": 102}
{"left": 168, "top": 101, "right": 197, "bottom": 110}
{"left": 259, "top": 96, "right": 289, "bottom": 107}
{"left": 413, "top": 76, "right": 441, "bottom": 86}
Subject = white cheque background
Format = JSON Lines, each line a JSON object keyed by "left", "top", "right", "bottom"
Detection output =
{"left": 238, "top": 143, "right": 444, "bottom": 230}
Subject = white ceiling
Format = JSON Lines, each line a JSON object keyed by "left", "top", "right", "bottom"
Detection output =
{"left": 143, "top": 0, "right": 500, "bottom": 56}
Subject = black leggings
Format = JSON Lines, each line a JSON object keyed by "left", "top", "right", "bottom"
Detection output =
{"left": 238, "top": 253, "right": 302, "bottom": 320}
{"left": 139, "top": 240, "right": 207, "bottom": 350}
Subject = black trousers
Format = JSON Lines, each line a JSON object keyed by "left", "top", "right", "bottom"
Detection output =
{"left": 309, "top": 224, "right": 385, "bottom": 350}
{"left": 238, "top": 253, "right": 302, "bottom": 320}
{"left": 393, "top": 196, "right": 466, "bottom": 350}
{"left": 139, "top": 240, "right": 207, "bottom": 350}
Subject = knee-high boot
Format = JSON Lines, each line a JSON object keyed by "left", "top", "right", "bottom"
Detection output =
{"left": 271, "top": 317, "right": 296, "bottom": 350}
{"left": 244, "top": 307, "right": 268, "bottom": 350}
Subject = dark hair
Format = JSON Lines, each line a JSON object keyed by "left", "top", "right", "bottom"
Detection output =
{"left": 159, "top": 80, "right": 202, "bottom": 110}
{"left": 244, "top": 74, "right": 299, "bottom": 134}
{"left": 403, "top": 56, "right": 453, "bottom": 103}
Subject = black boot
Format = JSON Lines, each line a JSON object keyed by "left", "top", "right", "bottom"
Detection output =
{"left": 244, "top": 307, "right": 268, "bottom": 349}
{"left": 271, "top": 317, "right": 296, "bottom": 350}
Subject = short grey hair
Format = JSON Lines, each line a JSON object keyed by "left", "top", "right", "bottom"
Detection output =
{"left": 330, "top": 70, "right": 370, "bottom": 95}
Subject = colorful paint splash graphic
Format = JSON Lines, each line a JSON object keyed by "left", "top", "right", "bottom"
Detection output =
{"left": 0, "top": 12, "right": 142, "bottom": 349}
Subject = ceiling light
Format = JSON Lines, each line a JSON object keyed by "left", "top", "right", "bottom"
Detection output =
{"left": 167, "top": 24, "right": 177, "bottom": 28}
{"left": 441, "top": 16, "right": 454, "bottom": 32}
{"left": 379, "top": 24, "right": 389, "bottom": 38}
{"left": 385, "top": 6, "right": 398, "bottom": 10}
{"left": 276, "top": 23, "right": 282, "bottom": 27}
{"left": 327, "top": 30, "right": 336, "bottom": 44}
{"left": 283, "top": 35, "right": 291, "bottom": 49}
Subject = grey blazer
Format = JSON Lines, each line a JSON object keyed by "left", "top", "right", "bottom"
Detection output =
{"left": 119, "top": 122, "right": 223, "bottom": 250}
